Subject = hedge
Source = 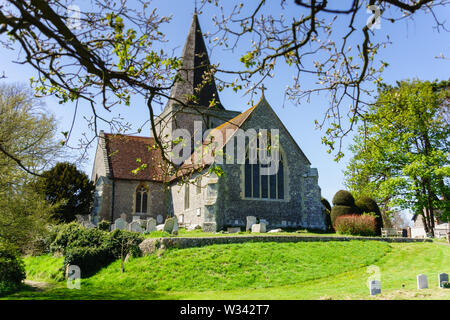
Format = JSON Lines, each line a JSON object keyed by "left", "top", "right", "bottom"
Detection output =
{"left": 49, "top": 222, "right": 143, "bottom": 278}
{"left": 355, "top": 197, "right": 383, "bottom": 235}
{"left": 334, "top": 214, "right": 377, "bottom": 236}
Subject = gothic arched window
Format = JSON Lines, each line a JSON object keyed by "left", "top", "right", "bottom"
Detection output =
{"left": 135, "top": 184, "right": 148, "bottom": 213}
{"left": 244, "top": 142, "right": 285, "bottom": 200}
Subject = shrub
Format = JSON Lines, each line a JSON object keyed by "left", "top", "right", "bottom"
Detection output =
{"left": 330, "top": 205, "right": 354, "bottom": 225}
{"left": 64, "top": 245, "right": 114, "bottom": 278}
{"left": 355, "top": 197, "right": 383, "bottom": 235}
{"left": 334, "top": 214, "right": 377, "bottom": 236}
{"left": 49, "top": 223, "right": 143, "bottom": 278}
{"left": 50, "top": 222, "right": 107, "bottom": 254}
{"left": 0, "top": 242, "right": 26, "bottom": 295}
{"left": 332, "top": 190, "right": 355, "bottom": 206}
{"left": 97, "top": 220, "right": 111, "bottom": 232}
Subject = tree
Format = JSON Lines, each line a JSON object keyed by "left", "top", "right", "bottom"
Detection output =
{"left": 0, "top": 0, "right": 448, "bottom": 169}
{"left": 0, "top": 83, "right": 58, "bottom": 252}
{"left": 344, "top": 79, "right": 450, "bottom": 236}
{"left": 37, "top": 162, "right": 95, "bottom": 223}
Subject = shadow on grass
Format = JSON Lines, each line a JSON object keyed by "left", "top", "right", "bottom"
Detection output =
{"left": 2, "top": 283, "right": 178, "bottom": 300}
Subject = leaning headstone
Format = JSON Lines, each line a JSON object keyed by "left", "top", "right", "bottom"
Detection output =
{"left": 227, "top": 227, "right": 241, "bottom": 233}
{"left": 156, "top": 214, "right": 164, "bottom": 224}
{"left": 172, "top": 218, "right": 179, "bottom": 235}
{"left": 417, "top": 274, "right": 428, "bottom": 289}
{"left": 163, "top": 218, "right": 175, "bottom": 233}
{"left": 114, "top": 218, "right": 128, "bottom": 231}
{"left": 146, "top": 218, "right": 157, "bottom": 233}
{"left": 251, "top": 223, "right": 266, "bottom": 233}
{"left": 438, "top": 273, "right": 449, "bottom": 288}
{"left": 369, "top": 280, "right": 381, "bottom": 296}
{"left": 129, "top": 221, "right": 144, "bottom": 233}
{"left": 246, "top": 216, "right": 257, "bottom": 231}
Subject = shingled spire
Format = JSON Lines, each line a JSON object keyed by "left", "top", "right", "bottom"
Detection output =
{"left": 167, "top": 13, "right": 224, "bottom": 109}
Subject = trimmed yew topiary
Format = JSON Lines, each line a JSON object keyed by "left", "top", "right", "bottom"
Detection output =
{"left": 332, "top": 190, "right": 355, "bottom": 206}
{"left": 321, "top": 197, "right": 332, "bottom": 211}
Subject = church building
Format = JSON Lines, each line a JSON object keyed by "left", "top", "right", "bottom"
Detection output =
{"left": 90, "top": 14, "right": 326, "bottom": 231}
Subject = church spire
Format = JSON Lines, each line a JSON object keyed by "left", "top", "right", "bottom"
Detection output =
{"left": 167, "top": 13, "right": 224, "bottom": 109}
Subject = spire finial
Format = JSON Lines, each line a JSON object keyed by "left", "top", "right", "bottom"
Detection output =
{"left": 194, "top": 0, "right": 198, "bottom": 14}
{"left": 260, "top": 84, "right": 267, "bottom": 96}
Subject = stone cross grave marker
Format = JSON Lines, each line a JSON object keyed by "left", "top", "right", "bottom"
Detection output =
{"left": 417, "top": 274, "right": 428, "bottom": 289}
{"left": 369, "top": 280, "right": 381, "bottom": 296}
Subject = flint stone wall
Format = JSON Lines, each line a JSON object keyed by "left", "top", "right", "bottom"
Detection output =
{"left": 139, "top": 235, "right": 431, "bottom": 255}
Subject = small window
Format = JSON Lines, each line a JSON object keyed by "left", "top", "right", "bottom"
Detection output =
{"left": 135, "top": 184, "right": 148, "bottom": 213}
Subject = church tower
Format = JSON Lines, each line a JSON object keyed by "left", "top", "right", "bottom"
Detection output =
{"left": 154, "top": 13, "right": 240, "bottom": 157}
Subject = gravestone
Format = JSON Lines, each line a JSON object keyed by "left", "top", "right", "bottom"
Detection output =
{"left": 227, "top": 227, "right": 241, "bottom": 233}
{"left": 202, "top": 222, "right": 217, "bottom": 233}
{"left": 146, "top": 218, "right": 157, "bottom": 233}
{"left": 246, "top": 216, "right": 257, "bottom": 231}
{"left": 260, "top": 219, "right": 268, "bottom": 227}
{"left": 172, "top": 218, "right": 179, "bottom": 235}
{"left": 251, "top": 222, "right": 266, "bottom": 233}
{"left": 369, "top": 280, "right": 381, "bottom": 296}
{"left": 114, "top": 218, "right": 128, "bottom": 231}
{"left": 156, "top": 224, "right": 165, "bottom": 231}
{"left": 129, "top": 221, "right": 144, "bottom": 233}
{"left": 268, "top": 228, "right": 283, "bottom": 233}
{"left": 120, "top": 213, "right": 127, "bottom": 221}
{"left": 163, "top": 218, "right": 175, "bottom": 233}
{"left": 417, "top": 274, "right": 428, "bottom": 289}
{"left": 187, "top": 224, "right": 201, "bottom": 231}
{"left": 156, "top": 215, "right": 164, "bottom": 224}
{"left": 438, "top": 273, "right": 449, "bottom": 288}
{"left": 281, "top": 220, "right": 287, "bottom": 227}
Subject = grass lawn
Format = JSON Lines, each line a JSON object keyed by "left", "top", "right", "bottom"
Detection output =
{"left": 3, "top": 241, "right": 450, "bottom": 300}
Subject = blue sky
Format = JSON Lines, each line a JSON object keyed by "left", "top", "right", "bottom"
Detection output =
{"left": 1, "top": 1, "right": 449, "bottom": 205}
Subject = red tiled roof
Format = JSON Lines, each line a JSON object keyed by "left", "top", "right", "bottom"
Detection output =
{"left": 104, "top": 134, "right": 165, "bottom": 181}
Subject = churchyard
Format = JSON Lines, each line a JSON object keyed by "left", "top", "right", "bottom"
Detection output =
{"left": 1, "top": 223, "right": 449, "bottom": 300}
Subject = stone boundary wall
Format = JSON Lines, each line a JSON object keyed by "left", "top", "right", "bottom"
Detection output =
{"left": 139, "top": 235, "right": 432, "bottom": 255}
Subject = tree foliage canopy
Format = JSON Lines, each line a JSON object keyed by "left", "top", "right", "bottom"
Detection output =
{"left": 0, "top": 0, "right": 448, "bottom": 170}
{"left": 37, "top": 162, "right": 95, "bottom": 223}
{"left": 344, "top": 79, "right": 449, "bottom": 234}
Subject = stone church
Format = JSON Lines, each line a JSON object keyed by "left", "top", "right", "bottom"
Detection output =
{"left": 90, "top": 14, "right": 326, "bottom": 231}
